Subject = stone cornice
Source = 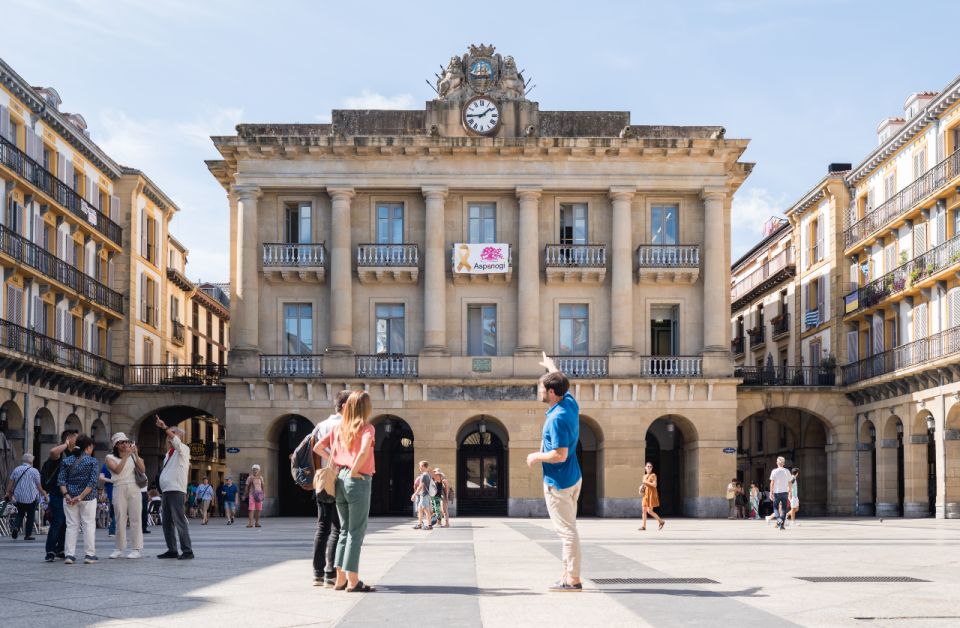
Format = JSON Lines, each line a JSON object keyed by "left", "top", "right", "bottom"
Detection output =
{"left": 846, "top": 73, "right": 960, "bottom": 186}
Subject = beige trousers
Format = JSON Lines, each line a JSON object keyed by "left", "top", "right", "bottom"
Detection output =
{"left": 113, "top": 483, "right": 143, "bottom": 551}
{"left": 543, "top": 478, "right": 582, "bottom": 580}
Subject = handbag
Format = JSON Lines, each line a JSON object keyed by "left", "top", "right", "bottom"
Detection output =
{"left": 132, "top": 455, "right": 149, "bottom": 489}
{"left": 313, "top": 426, "right": 338, "bottom": 502}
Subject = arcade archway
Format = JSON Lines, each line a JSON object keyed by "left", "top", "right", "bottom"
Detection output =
{"left": 133, "top": 406, "right": 228, "bottom": 494}
{"left": 644, "top": 415, "right": 696, "bottom": 517}
{"left": 272, "top": 414, "right": 316, "bottom": 517}
{"left": 876, "top": 415, "right": 905, "bottom": 517}
{"left": 456, "top": 416, "right": 508, "bottom": 516}
{"left": 905, "top": 411, "right": 936, "bottom": 517}
{"left": 370, "top": 415, "right": 415, "bottom": 516}
{"left": 0, "top": 400, "right": 24, "bottom": 460}
{"left": 945, "top": 405, "right": 960, "bottom": 518}
{"left": 32, "top": 407, "right": 56, "bottom": 462}
{"left": 858, "top": 418, "right": 878, "bottom": 516}
{"left": 577, "top": 416, "right": 603, "bottom": 517}
{"left": 737, "top": 408, "right": 830, "bottom": 516}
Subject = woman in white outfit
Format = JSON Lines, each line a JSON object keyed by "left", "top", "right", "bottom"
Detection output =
{"left": 105, "top": 432, "right": 145, "bottom": 559}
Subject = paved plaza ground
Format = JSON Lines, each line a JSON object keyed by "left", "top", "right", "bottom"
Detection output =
{"left": 1, "top": 515, "right": 958, "bottom": 627}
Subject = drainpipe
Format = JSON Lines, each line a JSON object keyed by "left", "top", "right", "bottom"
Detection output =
{"left": 854, "top": 412, "right": 860, "bottom": 516}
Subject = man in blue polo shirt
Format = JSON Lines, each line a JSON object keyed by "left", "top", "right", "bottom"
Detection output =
{"left": 526, "top": 353, "right": 582, "bottom": 592}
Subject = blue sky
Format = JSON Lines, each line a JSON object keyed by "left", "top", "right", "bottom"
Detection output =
{"left": 4, "top": 0, "right": 959, "bottom": 278}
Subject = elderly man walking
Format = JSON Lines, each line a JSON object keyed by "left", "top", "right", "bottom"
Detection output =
{"left": 5, "top": 454, "right": 45, "bottom": 540}
{"left": 155, "top": 416, "right": 193, "bottom": 559}
{"left": 769, "top": 456, "right": 793, "bottom": 531}
{"left": 526, "top": 353, "right": 582, "bottom": 592}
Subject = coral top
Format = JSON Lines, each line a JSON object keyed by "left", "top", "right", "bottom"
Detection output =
{"left": 319, "top": 423, "right": 376, "bottom": 476}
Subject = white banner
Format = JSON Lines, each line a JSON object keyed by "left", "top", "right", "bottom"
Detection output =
{"left": 451, "top": 243, "right": 510, "bottom": 274}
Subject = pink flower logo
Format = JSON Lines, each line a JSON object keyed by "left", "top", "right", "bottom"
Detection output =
{"left": 480, "top": 246, "right": 503, "bottom": 262}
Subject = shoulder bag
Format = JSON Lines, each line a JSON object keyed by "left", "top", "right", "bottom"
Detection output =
{"left": 313, "top": 426, "right": 338, "bottom": 502}
{"left": 132, "top": 455, "right": 149, "bottom": 489}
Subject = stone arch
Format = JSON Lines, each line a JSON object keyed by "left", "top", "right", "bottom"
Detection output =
{"left": 904, "top": 409, "right": 936, "bottom": 518}
{"left": 33, "top": 407, "right": 57, "bottom": 462}
{"left": 64, "top": 413, "right": 82, "bottom": 434}
{"left": 577, "top": 415, "right": 604, "bottom": 517}
{"left": 877, "top": 414, "right": 905, "bottom": 518}
{"left": 267, "top": 413, "right": 315, "bottom": 517}
{"left": 369, "top": 414, "right": 415, "bottom": 516}
{"left": 645, "top": 415, "right": 698, "bottom": 517}
{"left": 456, "top": 415, "right": 509, "bottom": 516}
{"left": 90, "top": 418, "right": 109, "bottom": 454}
{"left": 858, "top": 418, "right": 878, "bottom": 515}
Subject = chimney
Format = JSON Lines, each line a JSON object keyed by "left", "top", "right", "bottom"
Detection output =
{"left": 828, "top": 163, "right": 851, "bottom": 174}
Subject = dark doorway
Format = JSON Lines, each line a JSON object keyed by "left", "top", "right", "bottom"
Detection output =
{"left": 928, "top": 426, "right": 937, "bottom": 516}
{"left": 370, "top": 416, "right": 414, "bottom": 516}
{"left": 277, "top": 415, "right": 316, "bottom": 517}
{"left": 650, "top": 305, "right": 677, "bottom": 356}
{"left": 644, "top": 418, "right": 684, "bottom": 517}
{"left": 457, "top": 426, "right": 507, "bottom": 516}
{"left": 897, "top": 428, "right": 905, "bottom": 517}
{"left": 576, "top": 419, "right": 602, "bottom": 517}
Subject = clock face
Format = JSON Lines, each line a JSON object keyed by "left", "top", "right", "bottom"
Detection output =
{"left": 463, "top": 97, "right": 501, "bottom": 135}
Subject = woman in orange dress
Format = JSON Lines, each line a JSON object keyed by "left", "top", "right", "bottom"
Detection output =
{"left": 639, "top": 462, "right": 665, "bottom": 531}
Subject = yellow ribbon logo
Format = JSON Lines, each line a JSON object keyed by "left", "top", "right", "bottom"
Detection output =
{"left": 456, "top": 244, "right": 472, "bottom": 272}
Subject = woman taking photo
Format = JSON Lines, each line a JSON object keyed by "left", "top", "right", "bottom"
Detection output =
{"left": 315, "top": 390, "right": 376, "bottom": 592}
{"left": 638, "top": 461, "right": 665, "bottom": 531}
{"left": 104, "top": 432, "right": 146, "bottom": 559}
{"left": 58, "top": 434, "right": 101, "bottom": 564}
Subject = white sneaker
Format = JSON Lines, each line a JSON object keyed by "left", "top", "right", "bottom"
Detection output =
{"left": 109, "top": 550, "right": 124, "bottom": 559}
{"left": 126, "top": 550, "right": 142, "bottom": 559}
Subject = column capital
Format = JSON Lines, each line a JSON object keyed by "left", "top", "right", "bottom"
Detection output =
{"left": 608, "top": 186, "right": 636, "bottom": 202}
{"left": 231, "top": 184, "right": 261, "bottom": 201}
{"left": 516, "top": 186, "right": 543, "bottom": 202}
{"left": 421, "top": 185, "right": 448, "bottom": 200}
{"left": 701, "top": 187, "right": 727, "bottom": 203}
{"left": 327, "top": 186, "right": 355, "bottom": 201}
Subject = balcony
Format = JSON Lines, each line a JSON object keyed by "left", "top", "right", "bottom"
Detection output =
{"left": 636, "top": 245, "right": 700, "bottom": 284}
{"left": 355, "top": 354, "right": 418, "bottom": 378}
{"left": 262, "top": 243, "right": 327, "bottom": 283}
{"left": 0, "top": 136, "right": 122, "bottom": 245}
{"left": 260, "top": 354, "right": 324, "bottom": 377}
{"left": 639, "top": 356, "right": 702, "bottom": 378}
{"left": 451, "top": 244, "right": 513, "bottom": 285}
{"left": 171, "top": 320, "right": 185, "bottom": 346}
{"left": 842, "top": 324, "right": 960, "bottom": 387}
{"left": 731, "top": 248, "right": 795, "bottom": 312}
{"left": 771, "top": 313, "right": 790, "bottom": 340}
{"left": 544, "top": 244, "right": 606, "bottom": 284}
{"left": 732, "top": 336, "right": 745, "bottom": 356}
{"left": 736, "top": 365, "right": 837, "bottom": 387}
{"left": 0, "top": 225, "right": 124, "bottom": 315}
{"left": 842, "top": 232, "right": 960, "bottom": 318}
{"left": 554, "top": 356, "right": 608, "bottom": 378}
{"left": 357, "top": 244, "right": 418, "bottom": 284}
{"left": 747, "top": 326, "right": 765, "bottom": 350}
{"left": 845, "top": 146, "right": 960, "bottom": 250}
{"left": 0, "top": 318, "right": 123, "bottom": 386}
{"left": 126, "top": 364, "right": 226, "bottom": 388}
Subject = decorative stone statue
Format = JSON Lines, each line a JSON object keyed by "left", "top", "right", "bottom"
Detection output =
{"left": 500, "top": 56, "right": 524, "bottom": 99}
{"left": 437, "top": 57, "right": 464, "bottom": 98}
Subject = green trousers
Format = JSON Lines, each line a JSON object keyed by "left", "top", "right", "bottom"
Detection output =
{"left": 334, "top": 468, "right": 372, "bottom": 573}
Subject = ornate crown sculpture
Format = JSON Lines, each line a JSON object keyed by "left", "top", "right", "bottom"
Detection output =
{"left": 468, "top": 43, "right": 496, "bottom": 57}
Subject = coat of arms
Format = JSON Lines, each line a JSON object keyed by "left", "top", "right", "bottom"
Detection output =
{"left": 465, "top": 43, "right": 498, "bottom": 93}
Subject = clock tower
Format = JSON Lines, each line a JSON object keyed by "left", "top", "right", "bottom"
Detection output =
{"left": 425, "top": 44, "right": 538, "bottom": 139}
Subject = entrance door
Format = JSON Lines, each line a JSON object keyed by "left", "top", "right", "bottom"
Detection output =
{"left": 370, "top": 418, "right": 414, "bottom": 516}
{"left": 576, "top": 441, "right": 598, "bottom": 516}
{"left": 650, "top": 305, "right": 677, "bottom": 356}
{"left": 457, "top": 431, "right": 507, "bottom": 516}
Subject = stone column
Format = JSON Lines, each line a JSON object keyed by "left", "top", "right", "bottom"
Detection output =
{"left": 515, "top": 187, "right": 542, "bottom": 355}
{"left": 701, "top": 189, "right": 731, "bottom": 376}
{"left": 232, "top": 185, "right": 261, "bottom": 353}
{"left": 327, "top": 187, "right": 355, "bottom": 354}
{"left": 609, "top": 187, "right": 635, "bottom": 354}
{"left": 422, "top": 186, "right": 448, "bottom": 355}
{"left": 904, "top": 433, "right": 931, "bottom": 517}
{"left": 875, "top": 438, "right": 901, "bottom": 517}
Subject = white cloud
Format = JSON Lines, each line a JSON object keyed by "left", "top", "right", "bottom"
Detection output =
{"left": 341, "top": 90, "right": 416, "bottom": 110}
{"left": 730, "top": 186, "right": 789, "bottom": 259}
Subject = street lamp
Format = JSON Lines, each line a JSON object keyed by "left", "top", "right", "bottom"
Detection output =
{"left": 478, "top": 417, "right": 487, "bottom": 434}
{"left": 384, "top": 419, "right": 393, "bottom": 435}
{"left": 926, "top": 415, "right": 936, "bottom": 431}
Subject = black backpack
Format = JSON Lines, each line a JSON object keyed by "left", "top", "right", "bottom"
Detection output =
{"left": 290, "top": 432, "right": 319, "bottom": 492}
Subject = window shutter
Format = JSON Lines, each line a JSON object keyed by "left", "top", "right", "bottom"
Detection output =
{"left": 33, "top": 214, "right": 43, "bottom": 246}
{"left": 109, "top": 195, "right": 119, "bottom": 223}
{"left": 884, "top": 243, "right": 897, "bottom": 273}
{"left": 914, "top": 223, "right": 927, "bottom": 256}
{"left": 0, "top": 105, "right": 9, "bottom": 142}
{"left": 815, "top": 214, "right": 824, "bottom": 261}
{"left": 154, "top": 282, "right": 160, "bottom": 325}
{"left": 57, "top": 153, "right": 65, "bottom": 180}
{"left": 817, "top": 275, "right": 825, "bottom": 316}
{"left": 950, "top": 288, "right": 960, "bottom": 328}
{"left": 914, "top": 303, "right": 928, "bottom": 340}
{"left": 872, "top": 315, "right": 884, "bottom": 355}
{"left": 140, "top": 209, "right": 147, "bottom": 258}
{"left": 32, "top": 296, "right": 41, "bottom": 331}
{"left": 937, "top": 132, "right": 945, "bottom": 163}
{"left": 55, "top": 309, "right": 62, "bottom": 341}
{"left": 64, "top": 160, "right": 74, "bottom": 190}
{"left": 847, "top": 330, "right": 859, "bottom": 363}
{"left": 937, "top": 206, "right": 946, "bottom": 246}
{"left": 155, "top": 219, "right": 161, "bottom": 264}
{"left": 140, "top": 273, "right": 146, "bottom": 322}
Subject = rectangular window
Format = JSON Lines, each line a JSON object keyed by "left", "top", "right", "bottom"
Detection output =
{"left": 285, "top": 202, "right": 312, "bottom": 244}
{"left": 650, "top": 305, "right": 679, "bottom": 356}
{"left": 559, "top": 304, "right": 589, "bottom": 356}
{"left": 467, "top": 305, "right": 497, "bottom": 356}
{"left": 914, "top": 149, "right": 926, "bottom": 179}
{"left": 376, "top": 203, "right": 404, "bottom": 244}
{"left": 283, "top": 303, "right": 313, "bottom": 355}
{"left": 559, "top": 203, "right": 588, "bottom": 245}
{"left": 192, "top": 302, "right": 199, "bottom": 329}
{"left": 375, "top": 304, "right": 405, "bottom": 354}
{"left": 884, "top": 173, "right": 896, "bottom": 201}
{"left": 170, "top": 295, "right": 180, "bottom": 322}
{"left": 468, "top": 203, "right": 496, "bottom": 243}
{"left": 650, "top": 204, "right": 678, "bottom": 245}
{"left": 143, "top": 338, "right": 153, "bottom": 364}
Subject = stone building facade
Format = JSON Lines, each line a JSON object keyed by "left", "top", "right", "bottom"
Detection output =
{"left": 208, "top": 45, "right": 752, "bottom": 517}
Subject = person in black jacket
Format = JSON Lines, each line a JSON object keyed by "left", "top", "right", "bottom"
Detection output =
{"left": 40, "top": 430, "right": 78, "bottom": 562}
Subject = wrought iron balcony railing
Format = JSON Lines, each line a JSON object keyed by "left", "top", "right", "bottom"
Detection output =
{"left": 260, "top": 354, "right": 324, "bottom": 377}
{"left": 842, "top": 324, "right": 960, "bottom": 386}
{"left": 357, "top": 243, "right": 418, "bottom": 266}
{"left": 736, "top": 365, "right": 837, "bottom": 387}
{"left": 771, "top": 313, "right": 790, "bottom": 339}
{"left": 0, "top": 318, "right": 123, "bottom": 384}
{"left": 636, "top": 244, "right": 700, "bottom": 267}
{"left": 747, "top": 326, "right": 765, "bottom": 347}
{"left": 639, "top": 356, "right": 702, "bottom": 377}
{"left": 126, "top": 364, "right": 226, "bottom": 387}
{"left": 355, "top": 354, "right": 418, "bottom": 378}
{"left": 263, "top": 242, "right": 326, "bottom": 267}
{"left": 0, "top": 225, "right": 123, "bottom": 314}
{"left": 171, "top": 320, "right": 185, "bottom": 345}
{"left": 732, "top": 336, "right": 745, "bottom": 355}
{"left": 845, "top": 146, "right": 960, "bottom": 248}
{"left": 843, "top": 232, "right": 960, "bottom": 316}
{"left": 0, "top": 136, "right": 122, "bottom": 245}
{"left": 731, "top": 248, "right": 795, "bottom": 309}
{"left": 544, "top": 244, "right": 606, "bottom": 268}
{"left": 554, "top": 356, "right": 608, "bottom": 377}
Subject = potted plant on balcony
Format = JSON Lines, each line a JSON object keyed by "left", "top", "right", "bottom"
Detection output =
{"left": 818, "top": 353, "right": 837, "bottom": 386}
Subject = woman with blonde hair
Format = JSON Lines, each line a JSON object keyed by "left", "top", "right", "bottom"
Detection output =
{"left": 315, "top": 390, "right": 377, "bottom": 592}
